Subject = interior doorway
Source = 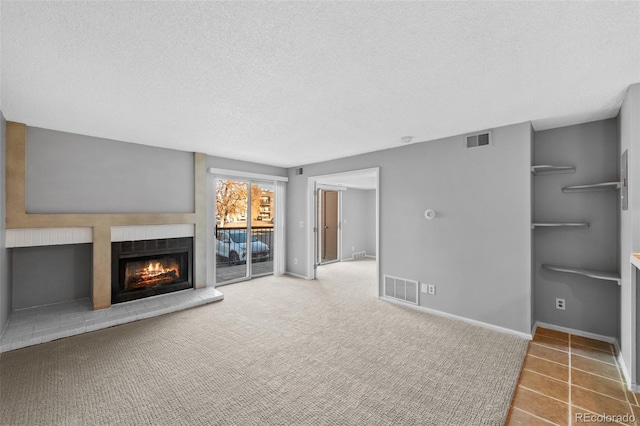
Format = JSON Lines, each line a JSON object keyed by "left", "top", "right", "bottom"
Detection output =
{"left": 307, "top": 168, "right": 380, "bottom": 297}
{"left": 319, "top": 189, "right": 339, "bottom": 264}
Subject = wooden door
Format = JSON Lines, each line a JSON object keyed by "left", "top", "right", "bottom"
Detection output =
{"left": 322, "top": 190, "right": 338, "bottom": 261}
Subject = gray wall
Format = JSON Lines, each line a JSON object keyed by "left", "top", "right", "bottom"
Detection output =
{"left": 207, "top": 155, "right": 287, "bottom": 178}
{"left": 12, "top": 244, "right": 92, "bottom": 309}
{"left": 364, "top": 191, "right": 376, "bottom": 257}
{"left": 26, "top": 127, "right": 195, "bottom": 214}
{"left": 0, "top": 112, "right": 10, "bottom": 332}
{"left": 533, "top": 119, "right": 619, "bottom": 338}
{"left": 10, "top": 128, "right": 288, "bottom": 311}
{"left": 286, "top": 122, "right": 532, "bottom": 334}
{"left": 341, "top": 189, "right": 376, "bottom": 259}
{"left": 618, "top": 83, "right": 640, "bottom": 382}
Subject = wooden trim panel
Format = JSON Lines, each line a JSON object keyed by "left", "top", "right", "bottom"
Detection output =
{"left": 6, "top": 122, "right": 26, "bottom": 221}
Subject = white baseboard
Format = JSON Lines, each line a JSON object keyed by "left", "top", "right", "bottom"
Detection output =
{"left": 285, "top": 271, "right": 311, "bottom": 280}
{"left": 617, "top": 352, "right": 634, "bottom": 391}
{"left": 342, "top": 255, "right": 376, "bottom": 262}
{"left": 380, "top": 296, "right": 532, "bottom": 340}
{"left": 365, "top": 255, "right": 376, "bottom": 259}
{"left": 533, "top": 321, "right": 618, "bottom": 346}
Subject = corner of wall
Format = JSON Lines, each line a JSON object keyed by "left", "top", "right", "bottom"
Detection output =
{"left": 617, "top": 82, "right": 640, "bottom": 387}
{"left": 530, "top": 122, "right": 536, "bottom": 333}
{"left": 0, "top": 111, "right": 10, "bottom": 333}
{"left": 533, "top": 120, "right": 620, "bottom": 338}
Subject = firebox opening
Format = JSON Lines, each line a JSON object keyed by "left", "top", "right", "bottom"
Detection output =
{"left": 124, "top": 255, "right": 183, "bottom": 290}
{"left": 112, "top": 237, "right": 193, "bottom": 304}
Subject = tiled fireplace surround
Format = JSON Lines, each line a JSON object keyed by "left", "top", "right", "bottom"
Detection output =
{"left": 1, "top": 122, "right": 223, "bottom": 352}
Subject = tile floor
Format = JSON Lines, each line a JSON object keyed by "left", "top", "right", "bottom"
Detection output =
{"left": 507, "top": 327, "right": 639, "bottom": 425}
{"left": 0, "top": 287, "right": 223, "bottom": 353}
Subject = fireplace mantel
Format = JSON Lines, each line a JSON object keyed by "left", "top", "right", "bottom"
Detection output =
{"left": 6, "top": 227, "right": 93, "bottom": 247}
{"left": 5, "top": 121, "right": 207, "bottom": 310}
{"left": 5, "top": 224, "right": 196, "bottom": 248}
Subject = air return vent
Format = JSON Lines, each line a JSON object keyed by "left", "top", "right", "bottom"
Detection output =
{"left": 384, "top": 275, "right": 418, "bottom": 305}
{"left": 465, "top": 131, "right": 491, "bottom": 149}
{"left": 353, "top": 251, "right": 366, "bottom": 259}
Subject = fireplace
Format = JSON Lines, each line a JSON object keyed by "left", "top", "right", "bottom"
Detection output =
{"left": 112, "top": 238, "right": 193, "bottom": 304}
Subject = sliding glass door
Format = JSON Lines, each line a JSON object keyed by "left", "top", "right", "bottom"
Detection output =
{"left": 215, "top": 178, "right": 274, "bottom": 285}
{"left": 250, "top": 182, "right": 274, "bottom": 277}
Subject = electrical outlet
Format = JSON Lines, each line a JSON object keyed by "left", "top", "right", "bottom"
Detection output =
{"left": 556, "top": 298, "right": 566, "bottom": 310}
{"left": 421, "top": 284, "right": 436, "bottom": 295}
{"left": 294, "top": 258, "right": 298, "bottom": 265}
{"left": 352, "top": 246, "right": 355, "bottom": 251}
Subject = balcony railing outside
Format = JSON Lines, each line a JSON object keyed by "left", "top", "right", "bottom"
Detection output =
{"left": 215, "top": 226, "right": 274, "bottom": 268}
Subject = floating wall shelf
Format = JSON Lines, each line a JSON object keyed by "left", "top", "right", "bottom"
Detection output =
{"left": 531, "top": 222, "right": 589, "bottom": 230}
{"left": 562, "top": 182, "right": 622, "bottom": 193}
{"left": 531, "top": 165, "right": 576, "bottom": 175}
{"left": 542, "top": 264, "right": 620, "bottom": 285}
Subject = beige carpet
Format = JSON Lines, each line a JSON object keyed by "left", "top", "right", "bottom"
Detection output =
{"left": 0, "top": 259, "right": 528, "bottom": 425}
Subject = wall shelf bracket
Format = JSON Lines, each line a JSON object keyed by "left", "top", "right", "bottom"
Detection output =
{"left": 562, "top": 182, "right": 622, "bottom": 193}
{"left": 531, "top": 222, "right": 589, "bottom": 230}
{"left": 542, "top": 264, "right": 620, "bottom": 285}
{"left": 531, "top": 165, "right": 575, "bottom": 175}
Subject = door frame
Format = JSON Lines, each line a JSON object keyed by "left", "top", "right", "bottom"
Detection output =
{"left": 306, "top": 168, "right": 380, "bottom": 298}
{"left": 215, "top": 176, "right": 252, "bottom": 285}
{"left": 317, "top": 187, "right": 342, "bottom": 266}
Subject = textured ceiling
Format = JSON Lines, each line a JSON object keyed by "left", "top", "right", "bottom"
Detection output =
{"left": 1, "top": 1, "right": 639, "bottom": 168}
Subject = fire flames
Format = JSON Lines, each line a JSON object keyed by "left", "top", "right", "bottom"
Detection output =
{"left": 145, "top": 261, "right": 169, "bottom": 277}
{"left": 125, "top": 258, "right": 180, "bottom": 290}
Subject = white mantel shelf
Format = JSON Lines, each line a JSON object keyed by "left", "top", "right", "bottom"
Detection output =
{"left": 111, "top": 224, "right": 194, "bottom": 242}
{"left": 6, "top": 224, "right": 195, "bottom": 248}
{"left": 5, "top": 227, "right": 93, "bottom": 248}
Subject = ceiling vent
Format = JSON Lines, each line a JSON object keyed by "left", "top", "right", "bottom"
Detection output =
{"left": 465, "top": 131, "right": 492, "bottom": 149}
